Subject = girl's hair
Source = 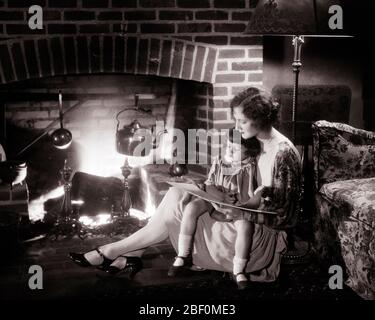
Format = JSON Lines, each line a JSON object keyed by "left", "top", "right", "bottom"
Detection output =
{"left": 230, "top": 87, "right": 280, "bottom": 130}
{"left": 228, "top": 128, "right": 261, "bottom": 158}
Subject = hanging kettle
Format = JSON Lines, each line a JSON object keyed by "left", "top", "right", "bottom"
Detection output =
{"left": 116, "top": 94, "right": 167, "bottom": 157}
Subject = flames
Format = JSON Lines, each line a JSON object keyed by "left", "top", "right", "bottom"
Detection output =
{"left": 159, "top": 80, "right": 177, "bottom": 162}
{"left": 140, "top": 168, "right": 156, "bottom": 217}
{"left": 28, "top": 186, "right": 64, "bottom": 222}
{"left": 78, "top": 213, "right": 112, "bottom": 228}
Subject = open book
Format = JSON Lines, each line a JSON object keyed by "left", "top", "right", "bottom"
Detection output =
{"left": 167, "top": 181, "right": 277, "bottom": 215}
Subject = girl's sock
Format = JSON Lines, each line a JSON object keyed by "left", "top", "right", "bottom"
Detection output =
{"left": 233, "top": 256, "right": 248, "bottom": 277}
{"left": 173, "top": 234, "right": 193, "bottom": 267}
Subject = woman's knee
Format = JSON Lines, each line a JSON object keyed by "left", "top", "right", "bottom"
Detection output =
{"left": 166, "top": 187, "right": 185, "bottom": 200}
{"left": 152, "top": 187, "right": 184, "bottom": 223}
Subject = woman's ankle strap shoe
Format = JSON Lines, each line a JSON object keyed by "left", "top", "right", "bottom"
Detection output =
{"left": 106, "top": 256, "right": 143, "bottom": 279}
{"left": 68, "top": 248, "right": 113, "bottom": 269}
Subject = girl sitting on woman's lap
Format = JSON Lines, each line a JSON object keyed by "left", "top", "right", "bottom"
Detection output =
{"left": 168, "top": 128, "right": 266, "bottom": 290}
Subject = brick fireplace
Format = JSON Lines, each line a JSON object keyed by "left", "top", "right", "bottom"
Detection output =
{"left": 0, "top": 0, "right": 263, "bottom": 219}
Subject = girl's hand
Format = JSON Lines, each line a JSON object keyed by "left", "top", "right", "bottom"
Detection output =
{"left": 195, "top": 183, "right": 206, "bottom": 191}
{"left": 211, "top": 202, "right": 231, "bottom": 216}
{"left": 211, "top": 202, "right": 222, "bottom": 211}
{"left": 223, "top": 193, "right": 237, "bottom": 204}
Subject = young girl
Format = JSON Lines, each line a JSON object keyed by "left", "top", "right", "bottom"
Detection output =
{"left": 168, "top": 128, "right": 265, "bottom": 290}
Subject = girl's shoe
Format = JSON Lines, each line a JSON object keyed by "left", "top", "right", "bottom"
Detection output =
{"left": 105, "top": 256, "right": 143, "bottom": 279}
{"left": 233, "top": 273, "right": 249, "bottom": 290}
{"left": 167, "top": 255, "right": 193, "bottom": 277}
{"left": 68, "top": 248, "right": 113, "bottom": 270}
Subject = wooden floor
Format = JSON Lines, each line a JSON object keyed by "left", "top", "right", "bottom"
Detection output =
{"left": 0, "top": 232, "right": 362, "bottom": 301}
{"left": 0, "top": 234, "right": 224, "bottom": 301}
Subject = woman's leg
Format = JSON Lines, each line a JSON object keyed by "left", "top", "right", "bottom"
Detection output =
{"left": 83, "top": 187, "right": 184, "bottom": 264}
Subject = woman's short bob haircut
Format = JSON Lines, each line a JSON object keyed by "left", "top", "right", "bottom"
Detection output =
{"left": 230, "top": 87, "right": 280, "bottom": 131}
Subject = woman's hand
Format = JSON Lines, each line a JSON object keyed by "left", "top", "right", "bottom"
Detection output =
{"left": 220, "top": 207, "right": 244, "bottom": 220}
{"left": 254, "top": 185, "right": 265, "bottom": 196}
{"left": 211, "top": 203, "right": 244, "bottom": 221}
{"left": 210, "top": 210, "right": 233, "bottom": 222}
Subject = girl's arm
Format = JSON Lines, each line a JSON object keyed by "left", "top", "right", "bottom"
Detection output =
{"left": 205, "top": 185, "right": 225, "bottom": 201}
{"left": 203, "top": 156, "right": 235, "bottom": 203}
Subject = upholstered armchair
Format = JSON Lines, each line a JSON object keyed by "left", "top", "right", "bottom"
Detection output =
{"left": 312, "top": 120, "right": 375, "bottom": 300}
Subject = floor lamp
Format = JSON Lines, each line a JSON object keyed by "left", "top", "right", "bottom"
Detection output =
{"left": 245, "top": 0, "right": 352, "bottom": 263}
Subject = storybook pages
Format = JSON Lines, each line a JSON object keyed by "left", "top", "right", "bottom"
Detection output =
{"left": 167, "top": 181, "right": 277, "bottom": 215}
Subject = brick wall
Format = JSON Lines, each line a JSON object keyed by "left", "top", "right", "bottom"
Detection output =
{"left": 0, "top": 0, "right": 263, "bottom": 173}
{"left": 0, "top": 0, "right": 259, "bottom": 44}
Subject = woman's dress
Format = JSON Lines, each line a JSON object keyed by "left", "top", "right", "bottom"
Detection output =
{"left": 162, "top": 128, "right": 301, "bottom": 282}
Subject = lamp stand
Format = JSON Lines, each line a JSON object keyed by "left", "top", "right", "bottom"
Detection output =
{"left": 291, "top": 35, "right": 304, "bottom": 142}
{"left": 282, "top": 35, "right": 311, "bottom": 265}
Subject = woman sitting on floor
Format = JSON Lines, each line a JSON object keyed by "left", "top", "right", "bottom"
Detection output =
{"left": 69, "top": 87, "right": 301, "bottom": 285}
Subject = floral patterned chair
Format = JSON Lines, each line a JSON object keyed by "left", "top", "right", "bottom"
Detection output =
{"left": 312, "top": 120, "right": 375, "bottom": 300}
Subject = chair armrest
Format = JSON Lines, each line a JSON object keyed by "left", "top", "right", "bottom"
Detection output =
{"left": 313, "top": 120, "right": 375, "bottom": 190}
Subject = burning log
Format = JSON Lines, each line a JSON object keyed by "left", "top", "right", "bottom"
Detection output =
{"left": 70, "top": 171, "right": 147, "bottom": 216}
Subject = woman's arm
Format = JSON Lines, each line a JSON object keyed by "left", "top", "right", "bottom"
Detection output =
{"left": 256, "top": 144, "right": 301, "bottom": 229}
{"left": 216, "top": 190, "right": 263, "bottom": 221}
{"left": 238, "top": 192, "right": 262, "bottom": 209}
{"left": 218, "top": 146, "right": 301, "bottom": 227}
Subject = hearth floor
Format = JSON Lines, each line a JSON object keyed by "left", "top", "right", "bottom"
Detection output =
{"left": 0, "top": 234, "right": 362, "bottom": 301}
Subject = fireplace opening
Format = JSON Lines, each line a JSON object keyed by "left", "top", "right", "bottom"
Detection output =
{"left": 1, "top": 74, "right": 210, "bottom": 232}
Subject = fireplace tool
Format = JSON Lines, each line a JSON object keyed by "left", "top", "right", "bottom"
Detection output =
{"left": 48, "top": 159, "right": 86, "bottom": 240}
{"left": 51, "top": 91, "right": 73, "bottom": 150}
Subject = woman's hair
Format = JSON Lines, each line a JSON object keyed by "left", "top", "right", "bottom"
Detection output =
{"left": 230, "top": 87, "right": 280, "bottom": 130}
{"left": 228, "top": 128, "right": 261, "bottom": 158}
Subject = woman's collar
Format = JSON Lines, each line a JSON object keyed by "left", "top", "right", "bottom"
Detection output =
{"left": 256, "top": 127, "right": 275, "bottom": 141}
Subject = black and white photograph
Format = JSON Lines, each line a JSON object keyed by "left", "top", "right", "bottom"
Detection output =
{"left": 0, "top": 0, "right": 374, "bottom": 310}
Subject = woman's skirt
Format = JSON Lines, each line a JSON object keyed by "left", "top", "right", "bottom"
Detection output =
{"left": 162, "top": 187, "right": 287, "bottom": 282}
